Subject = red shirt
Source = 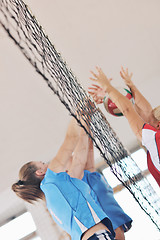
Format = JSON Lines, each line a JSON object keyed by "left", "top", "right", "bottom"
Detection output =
{"left": 142, "top": 123, "right": 160, "bottom": 187}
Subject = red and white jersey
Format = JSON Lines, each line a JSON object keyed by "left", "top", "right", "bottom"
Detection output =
{"left": 142, "top": 123, "right": 160, "bottom": 187}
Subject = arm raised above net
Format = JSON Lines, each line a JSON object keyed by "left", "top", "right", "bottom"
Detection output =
{"left": 84, "top": 137, "right": 96, "bottom": 173}
{"left": 120, "top": 66, "right": 153, "bottom": 123}
{"left": 90, "top": 67, "right": 144, "bottom": 142}
{"left": 67, "top": 126, "right": 89, "bottom": 179}
{"left": 48, "top": 117, "right": 80, "bottom": 173}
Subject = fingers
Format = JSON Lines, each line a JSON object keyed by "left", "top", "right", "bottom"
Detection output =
{"left": 95, "top": 66, "right": 102, "bottom": 73}
{"left": 88, "top": 85, "right": 100, "bottom": 91}
{"left": 89, "top": 77, "right": 97, "bottom": 82}
{"left": 90, "top": 68, "right": 102, "bottom": 82}
{"left": 120, "top": 66, "right": 133, "bottom": 79}
{"left": 88, "top": 89, "right": 96, "bottom": 94}
{"left": 90, "top": 70, "right": 98, "bottom": 78}
{"left": 89, "top": 66, "right": 113, "bottom": 93}
{"left": 130, "top": 72, "right": 133, "bottom": 78}
{"left": 88, "top": 91, "right": 97, "bottom": 99}
{"left": 126, "top": 67, "right": 128, "bottom": 75}
{"left": 88, "top": 91, "right": 95, "bottom": 96}
{"left": 120, "top": 66, "right": 125, "bottom": 78}
{"left": 90, "top": 84, "right": 101, "bottom": 88}
{"left": 120, "top": 70, "right": 125, "bottom": 79}
{"left": 90, "top": 66, "right": 103, "bottom": 79}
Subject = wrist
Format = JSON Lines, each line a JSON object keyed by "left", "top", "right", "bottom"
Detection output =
{"left": 103, "top": 85, "right": 113, "bottom": 104}
{"left": 104, "top": 84, "right": 113, "bottom": 94}
{"left": 127, "top": 82, "right": 135, "bottom": 90}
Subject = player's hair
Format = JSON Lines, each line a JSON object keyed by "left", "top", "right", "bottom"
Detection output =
{"left": 12, "top": 162, "right": 44, "bottom": 203}
{"left": 153, "top": 105, "right": 160, "bottom": 121}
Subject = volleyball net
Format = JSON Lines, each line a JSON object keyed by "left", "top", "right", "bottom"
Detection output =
{"left": 0, "top": 0, "right": 160, "bottom": 230}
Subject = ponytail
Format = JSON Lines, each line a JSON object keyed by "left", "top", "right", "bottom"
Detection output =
{"left": 12, "top": 162, "right": 44, "bottom": 204}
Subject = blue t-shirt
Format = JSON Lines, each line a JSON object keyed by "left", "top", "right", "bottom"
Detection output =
{"left": 40, "top": 168, "right": 115, "bottom": 240}
{"left": 82, "top": 170, "right": 132, "bottom": 231}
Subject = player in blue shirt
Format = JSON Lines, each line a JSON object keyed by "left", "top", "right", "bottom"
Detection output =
{"left": 12, "top": 117, "right": 116, "bottom": 240}
{"left": 81, "top": 137, "right": 132, "bottom": 240}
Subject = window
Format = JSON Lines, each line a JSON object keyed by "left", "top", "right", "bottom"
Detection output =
{"left": 102, "top": 148, "right": 160, "bottom": 240}
{"left": 0, "top": 212, "right": 40, "bottom": 240}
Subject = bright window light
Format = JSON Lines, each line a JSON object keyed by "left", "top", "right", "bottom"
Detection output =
{"left": 131, "top": 148, "right": 160, "bottom": 195}
{"left": 31, "top": 237, "right": 41, "bottom": 240}
{"left": 131, "top": 148, "right": 148, "bottom": 171}
{"left": 114, "top": 188, "right": 160, "bottom": 240}
{"left": 102, "top": 167, "right": 120, "bottom": 188}
{"left": 146, "top": 174, "right": 160, "bottom": 197}
{"left": 102, "top": 148, "right": 160, "bottom": 240}
{"left": 102, "top": 148, "right": 148, "bottom": 188}
{"left": 0, "top": 212, "right": 36, "bottom": 240}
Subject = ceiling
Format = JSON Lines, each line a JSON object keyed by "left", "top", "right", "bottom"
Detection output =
{"left": 0, "top": 0, "right": 160, "bottom": 198}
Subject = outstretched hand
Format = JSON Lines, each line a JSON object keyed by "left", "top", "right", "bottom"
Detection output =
{"left": 120, "top": 66, "right": 133, "bottom": 88}
{"left": 90, "top": 67, "right": 112, "bottom": 91}
{"left": 88, "top": 84, "right": 107, "bottom": 104}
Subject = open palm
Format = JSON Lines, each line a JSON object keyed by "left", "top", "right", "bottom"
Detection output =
{"left": 88, "top": 84, "right": 106, "bottom": 104}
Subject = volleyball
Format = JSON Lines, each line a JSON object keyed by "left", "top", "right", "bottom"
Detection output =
{"left": 103, "top": 88, "right": 133, "bottom": 117}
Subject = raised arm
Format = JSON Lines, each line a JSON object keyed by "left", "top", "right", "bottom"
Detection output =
{"left": 67, "top": 101, "right": 96, "bottom": 178}
{"left": 120, "top": 67, "right": 153, "bottom": 123}
{"left": 84, "top": 137, "right": 96, "bottom": 172}
{"left": 90, "top": 67, "right": 144, "bottom": 141}
{"left": 68, "top": 127, "right": 89, "bottom": 179}
{"left": 48, "top": 117, "right": 80, "bottom": 173}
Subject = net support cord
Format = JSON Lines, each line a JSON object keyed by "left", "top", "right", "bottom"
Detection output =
{"left": 0, "top": 0, "right": 160, "bottom": 230}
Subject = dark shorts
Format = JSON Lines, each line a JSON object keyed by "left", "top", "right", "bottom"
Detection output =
{"left": 87, "top": 230, "right": 115, "bottom": 240}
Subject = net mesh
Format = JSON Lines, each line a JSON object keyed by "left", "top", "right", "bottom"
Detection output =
{"left": 0, "top": 0, "right": 160, "bottom": 230}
